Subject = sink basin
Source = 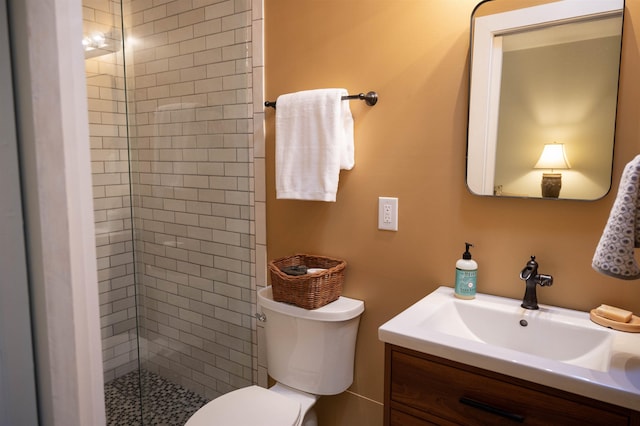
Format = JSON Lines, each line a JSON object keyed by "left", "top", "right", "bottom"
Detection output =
{"left": 379, "top": 286, "right": 640, "bottom": 411}
{"left": 424, "top": 293, "right": 612, "bottom": 371}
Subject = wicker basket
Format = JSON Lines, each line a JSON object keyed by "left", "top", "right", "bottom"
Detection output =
{"left": 268, "top": 254, "right": 346, "bottom": 309}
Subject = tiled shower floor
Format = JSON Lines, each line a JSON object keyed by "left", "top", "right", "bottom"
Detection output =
{"left": 105, "top": 370, "right": 209, "bottom": 426}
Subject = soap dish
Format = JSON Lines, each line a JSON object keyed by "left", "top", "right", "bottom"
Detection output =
{"left": 590, "top": 309, "right": 640, "bottom": 333}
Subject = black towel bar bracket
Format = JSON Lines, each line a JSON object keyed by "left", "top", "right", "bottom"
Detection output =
{"left": 264, "top": 91, "right": 378, "bottom": 109}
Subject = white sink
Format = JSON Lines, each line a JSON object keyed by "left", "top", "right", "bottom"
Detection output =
{"left": 379, "top": 286, "right": 640, "bottom": 411}
{"left": 424, "top": 293, "right": 612, "bottom": 371}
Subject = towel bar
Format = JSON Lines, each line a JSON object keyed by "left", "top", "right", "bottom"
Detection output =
{"left": 264, "top": 91, "right": 378, "bottom": 109}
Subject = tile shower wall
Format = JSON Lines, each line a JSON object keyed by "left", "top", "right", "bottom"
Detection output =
{"left": 126, "top": 0, "right": 258, "bottom": 399}
{"left": 85, "top": 0, "right": 139, "bottom": 382}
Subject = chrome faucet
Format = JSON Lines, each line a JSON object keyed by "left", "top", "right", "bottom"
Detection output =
{"left": 519, "top": 256, "right": 553, "bottom": 310}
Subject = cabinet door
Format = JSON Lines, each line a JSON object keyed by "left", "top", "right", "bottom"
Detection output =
{"left": 390, "top": 349, "right": 631, "bottom": 426}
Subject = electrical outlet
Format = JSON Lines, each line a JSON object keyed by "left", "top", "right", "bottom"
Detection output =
{"left": 378, "top": 197, "right": 398, "bottom": 231}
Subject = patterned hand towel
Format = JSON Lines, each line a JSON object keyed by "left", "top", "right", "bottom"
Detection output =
{"left": 592, "top": 155, "right": 640, "bottom": 279}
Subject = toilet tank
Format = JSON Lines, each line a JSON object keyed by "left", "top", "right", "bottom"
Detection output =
{"left": 257, "top": 286, "right": 364, "bottom": 395}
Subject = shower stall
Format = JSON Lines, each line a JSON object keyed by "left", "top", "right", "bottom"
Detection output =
{"left": 83, "top": 0, "right": 266, "bottom": 423}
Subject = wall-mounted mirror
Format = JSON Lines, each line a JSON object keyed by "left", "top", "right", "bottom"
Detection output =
{"left": 467, "top": 0, "right": 624, "bottom": 200}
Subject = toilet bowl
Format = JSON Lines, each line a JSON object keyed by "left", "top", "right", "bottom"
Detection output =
{"left": 184, "top": 383, "right": 316, "bottom": 426}
{"left": 185, "top": 286, "right": 364, "bottom": 426}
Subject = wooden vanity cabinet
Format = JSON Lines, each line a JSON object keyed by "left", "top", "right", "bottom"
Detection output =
{"left": 384, "top": 344, "right": 640, "bottom": 426}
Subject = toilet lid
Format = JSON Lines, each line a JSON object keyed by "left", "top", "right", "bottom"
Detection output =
{"left": 185, "top": 385, "right": 301, "bottom": 426}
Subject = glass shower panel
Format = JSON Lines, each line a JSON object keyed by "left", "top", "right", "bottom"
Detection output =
{"left": 123, "top": 0, "right": 256, "bottom": 422}
{"left": 84, "top": 0, "right": 139, "bottom": 387}
{"left": 86, "top": 0, "right": 258, "bottom": 423}
{"left": 83, "top": 1, "right": 146, "bottom": 423}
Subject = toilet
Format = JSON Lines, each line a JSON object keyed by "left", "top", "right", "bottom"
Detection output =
{"left": 185, "top": 285, "right": 365, "bottom": 426}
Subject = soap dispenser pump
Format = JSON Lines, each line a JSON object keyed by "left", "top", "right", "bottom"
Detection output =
{"left": 455, "top": 242, "right": 477, "bottom": 300}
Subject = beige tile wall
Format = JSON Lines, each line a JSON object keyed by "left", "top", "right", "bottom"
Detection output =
{"left": 126, "top": 0, "right": 259, "bottom": 399}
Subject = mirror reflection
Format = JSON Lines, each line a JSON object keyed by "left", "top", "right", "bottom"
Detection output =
{"left": 467, "top": 0, "right": 624, "bottom": 200}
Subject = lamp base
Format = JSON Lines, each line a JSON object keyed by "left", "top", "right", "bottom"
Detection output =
{"left": 541, "top": 173, "right": 562, "bottom": 198}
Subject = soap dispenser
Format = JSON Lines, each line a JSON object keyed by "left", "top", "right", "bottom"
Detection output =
{"left": 455, "top": 242, "right": 477, "bottom": 300}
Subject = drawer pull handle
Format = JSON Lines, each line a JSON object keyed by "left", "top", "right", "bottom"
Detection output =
{"left": 459, "top": 396, "right": 525, "bottom": 423}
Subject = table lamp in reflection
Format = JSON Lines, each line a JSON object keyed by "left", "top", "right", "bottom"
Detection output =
{"left": 534, "top": 143, "right": 571, "bottom": 198}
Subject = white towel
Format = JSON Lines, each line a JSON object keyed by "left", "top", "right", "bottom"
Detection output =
{"left": 275, "top": 88, "right": 354, "bottom": 202}
{"left": 592, "top": 155, "right": 640, "bottom": 279}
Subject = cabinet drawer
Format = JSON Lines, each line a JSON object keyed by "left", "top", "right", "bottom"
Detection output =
{"left": 390, "top": 349, "right": 630, "bottom": 426}
{"left": 390, "top": 408, "right": 439, "bottom": 426}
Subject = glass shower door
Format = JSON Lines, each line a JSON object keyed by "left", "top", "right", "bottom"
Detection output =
{"left": 84, "top": 0, "right": 258, "bottom": 423}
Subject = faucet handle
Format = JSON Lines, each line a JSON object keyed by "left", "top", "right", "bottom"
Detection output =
{"left": 537, "top": 274, "right": 553, "bottom": 287}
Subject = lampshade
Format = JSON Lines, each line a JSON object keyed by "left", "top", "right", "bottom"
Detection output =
{"left": 534, "top": 143, "right": 571, "bottom": 170}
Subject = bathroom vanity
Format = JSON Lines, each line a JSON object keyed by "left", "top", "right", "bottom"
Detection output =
{"left": 379, "top": 287, "right": 640, "bottom": 425}
{"left": 384, "top": 344, "right": 639, "bottom": 425}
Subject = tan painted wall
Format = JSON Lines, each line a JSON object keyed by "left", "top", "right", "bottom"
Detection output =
{"left": 265, "top": 1, "right": 640, "bottom": 424}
